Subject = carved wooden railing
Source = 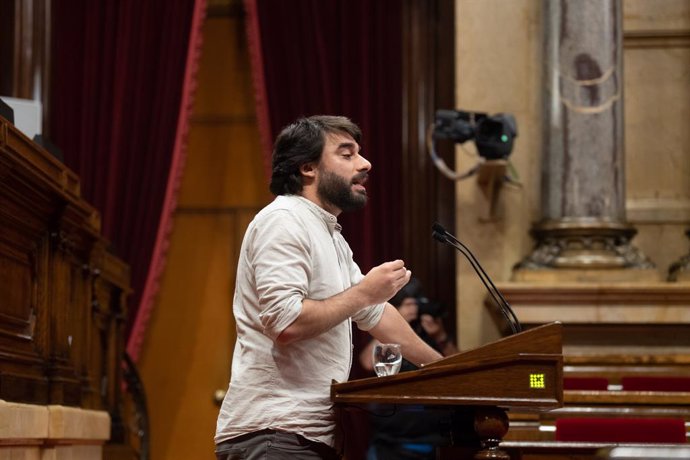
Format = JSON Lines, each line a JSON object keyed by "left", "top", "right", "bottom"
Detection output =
{"left": 0, "top": 115, "right": 136, "bottom": 457}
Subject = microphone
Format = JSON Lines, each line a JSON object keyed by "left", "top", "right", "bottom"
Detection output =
{"left": 432, "top": 222, "right": 522, "bottom": 335}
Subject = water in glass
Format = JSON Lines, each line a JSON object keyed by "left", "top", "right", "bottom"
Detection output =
{"left": 372, "top": 343, "right": 402, "bottom": 377}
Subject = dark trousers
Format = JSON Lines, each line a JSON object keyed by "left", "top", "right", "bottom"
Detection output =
{"left": 215, "top": 429, "right": 340, "bottom": 460}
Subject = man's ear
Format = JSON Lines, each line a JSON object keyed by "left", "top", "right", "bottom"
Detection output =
{"left": 300, "top": 162, "right": 317, "bottom": 178}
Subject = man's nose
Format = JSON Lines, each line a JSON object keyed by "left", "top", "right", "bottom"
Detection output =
{"left": 357, "top": 155, "right": 372, "bottom": 171}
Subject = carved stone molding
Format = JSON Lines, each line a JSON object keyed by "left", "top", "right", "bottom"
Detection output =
{"left": 515, "top": 220, "right": 655, "bottom": 270}
{"left": 624, "top": 29, "right": 690, "bottom": 49}
{"left": 494, "top": 281, "right": 690, "bottom": 355}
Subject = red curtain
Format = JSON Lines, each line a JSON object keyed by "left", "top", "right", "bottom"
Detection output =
{"left": 245, "top": 0, "right": 404, "bottom": 272}
{"left": 49, "top": 0, "right": 201, "bottom": 347}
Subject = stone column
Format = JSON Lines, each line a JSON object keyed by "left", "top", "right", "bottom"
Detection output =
{"left": 516, "top": 0, "right": 654, "bottom": 277}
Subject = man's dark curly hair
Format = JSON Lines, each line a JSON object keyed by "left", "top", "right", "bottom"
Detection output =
{"left": 269, "top": 115, "right": 362, "bottom": 196}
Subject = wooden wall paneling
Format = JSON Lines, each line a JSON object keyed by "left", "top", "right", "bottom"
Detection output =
{"left": 1, "top": 107, "right": 100, "bottom": 408}
{"left": 402, "top": 0, "right": 457, "bottom": 337}
{"left": 45, "top": 197, "right": 101, "bottom": 407}
{"left": 180, "top": 124, "right": 264, "bottom": 207}
{"left": 0, "top": 218, "right": 50, "bottom": 403}
{"left": 0, "top": 122, "right": 62, "bottom": 405}
{"left": 85, "top": 258, "right": 108, "bottom": 411}
{"left": 193, "top": 5, "right": 255, "bottom": 118}
{"left": 98, "top": 249, "right": 131, "bottom": 447}
{"left": 1, "top": 115, "right": 133, "bottom": 454}
{"left": 143, "top": 212, "right": 248, "bottom": 459}
{"left": 45, "top": 233, "right": 80, "bottom": 406}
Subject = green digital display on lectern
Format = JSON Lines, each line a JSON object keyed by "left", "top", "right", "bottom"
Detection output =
{"left": 530, "top": 373, "right": 545, "bottom": 389}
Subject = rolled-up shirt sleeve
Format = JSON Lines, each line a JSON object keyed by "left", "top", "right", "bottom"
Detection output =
{"left": 250, "top": 211, "right": 312, "bottom": 341}
{"left": 353, "top": 302, "right": 386, "bottom": 331}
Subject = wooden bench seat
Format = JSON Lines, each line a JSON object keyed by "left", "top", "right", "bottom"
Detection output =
{"left": 554, "top": 417, "right": 686, "bottom": 443}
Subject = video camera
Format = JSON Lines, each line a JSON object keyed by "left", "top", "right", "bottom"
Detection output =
{"left": 433, "top": 109, "right": 517, "bottom": 160}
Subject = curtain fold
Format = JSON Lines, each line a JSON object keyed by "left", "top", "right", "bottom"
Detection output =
{"left": 127, "top": 0, "right": 208, "bottom": 361}
{"left": 245, "top": 0, "right": 404, "bottom": 273}
{"left": 50, "top": 0, "right": 205, "bottom": 356}
{"left": 244, "top": 0, "right": 273, "bottom": 181}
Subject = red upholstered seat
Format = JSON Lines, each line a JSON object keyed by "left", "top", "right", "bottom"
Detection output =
{"left": 621, "top": 376, "right": 690, "bottom": 392}
{"left": 555, "top": 417, "right": 687, "bottom": 443}
{"left": 563, "top": 377, "right": 609, "bottom": 390}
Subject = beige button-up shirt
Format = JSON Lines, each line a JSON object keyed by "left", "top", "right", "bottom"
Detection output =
{"left": 215, "top": 195, "right": 385, "bottom": 447}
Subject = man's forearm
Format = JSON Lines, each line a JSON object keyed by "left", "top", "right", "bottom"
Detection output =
{"left": 274, "top": 260, "right": 412, "bottom": 345}
{"left": 275, "top": 287, "right": 370, "bottom": 345}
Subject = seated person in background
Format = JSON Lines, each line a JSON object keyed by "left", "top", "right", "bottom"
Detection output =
{"left": 358, "top": 278, "right": 459, "bottom": 460}
{"left": 359, "top": 278, "right": 457, "bottom": 373}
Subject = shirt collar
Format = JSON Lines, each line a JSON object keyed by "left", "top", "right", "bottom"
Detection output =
{"left": 293, "top": 195, "right": 341, "bottom": 235}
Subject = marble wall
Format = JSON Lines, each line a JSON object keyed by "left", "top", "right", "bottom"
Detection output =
{"left": 624, "top": 0, "right": 690, "bottom": 273}
{"left": 453, "top": 0, "right": 690, "bottom": 349}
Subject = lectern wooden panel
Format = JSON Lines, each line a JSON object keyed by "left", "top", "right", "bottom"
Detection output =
{"left": 0, "top": 115, "right": 130, "bottom": 439}
{"left": 332, "top": 322, "right": 563, "bottom": 459}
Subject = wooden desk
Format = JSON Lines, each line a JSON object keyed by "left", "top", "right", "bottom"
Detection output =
{"left": 333, "top": 322, "right": 564, "bottom": 459}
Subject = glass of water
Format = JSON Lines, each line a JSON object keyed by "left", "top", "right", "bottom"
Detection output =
{"left": 372, "top": 343, "right": 402, "bottom": 377}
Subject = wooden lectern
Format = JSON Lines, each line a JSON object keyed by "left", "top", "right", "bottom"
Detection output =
{"left": 331, "top": 322, "right": 563, "bottom": 459}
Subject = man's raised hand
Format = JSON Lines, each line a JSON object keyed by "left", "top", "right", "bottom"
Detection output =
{"left": 357, "top": 260, "right": 412, "bottom": 306}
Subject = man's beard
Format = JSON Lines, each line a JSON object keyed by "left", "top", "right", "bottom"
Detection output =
{"left": 317, "top": 170, "right": 368, "bottom": 213}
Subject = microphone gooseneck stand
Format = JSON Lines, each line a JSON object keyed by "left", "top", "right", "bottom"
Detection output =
{"left": 432, "top": 222, "right": 522, "bottom": 335}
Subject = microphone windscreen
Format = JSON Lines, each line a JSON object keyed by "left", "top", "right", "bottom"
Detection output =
{"left": 432, "top": 222, "right": 447, "bottom": 234}
{"left": 432, "top": 231, "right": 447, "bottom": 243}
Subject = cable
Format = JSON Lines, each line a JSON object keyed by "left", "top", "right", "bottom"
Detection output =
{"left": 426, "top": 124, "right": 483, "bottom": 181}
